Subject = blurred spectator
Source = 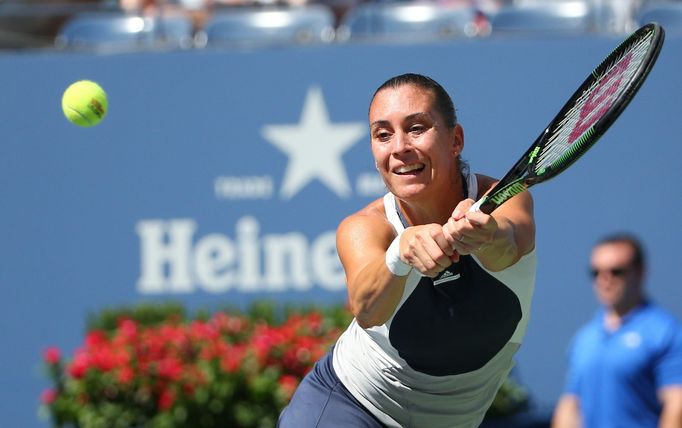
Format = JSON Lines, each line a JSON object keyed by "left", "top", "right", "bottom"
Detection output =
{"left": 436, "top": 0, "right": 510, "bottom": 14}
{"left": 473, "top": 0, "right": 511, "bottom": 15}
{"left": 592, "top": 0, "right": 642, "bottom": 33}
{"left": 118, "top": 0, "right": 210, "bottom": 35}
{"left": 433, "top": 0, "right": 510, "bottom": 36}
{"left": 309, "top": 0, "right": 358, "bottom": 26}
{"left": 0, "top": 0, "right": 111, "bottom": 49}
{"left": 119, "top": 0, "right": 208, "bottom": 15}
{"left": 119, "top": 0, "right": 159, "bottom": 14}
{"left": 552, "top": 233, "right": 682, "bottom": 428}
{"left": 510, "top": 0, "right": 643, "bottom": 34}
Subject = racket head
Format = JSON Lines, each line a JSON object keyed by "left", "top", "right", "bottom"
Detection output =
{"left": 475, "top": 23, "right": 665, "bottom": 214}
{"left": 530, "top": 22, "right": 664, "bottom": 181}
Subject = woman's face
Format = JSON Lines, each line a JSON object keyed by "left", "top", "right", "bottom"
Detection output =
{"left": 369, "top": 84, "right": 462, "bottom": 201}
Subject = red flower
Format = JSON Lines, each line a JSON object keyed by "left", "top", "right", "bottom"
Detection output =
{"left": 189, "top": 320, "right": 218, "bottom": 341}
{"left": 252, "top": 324, "right": 288, "bottom": 365}
{"left": 85, "top": 330, "right": 107, "bottom": 348}
{"left": 117, "top": 366, "right": 135, "bottom": 384}
{"left": 213, "top": 312, "right": 247, "bottom": 334}
{"left": 157, "top": 388, "right": 175, "bottom": 410}
{"left": 40, "top": 388, "right": 57, "bottom": 405}
{"left": 43, "top": 347, "right": 61, "bottom": 365}
{"left": 90, "top": 346, "right": 119, "bottom": 372}
{"left": 158, "top": 324, "right": 186, "bottom": 349}
{"left": 182, "top": 382, "right": 196, "bottom": 396}
{"left": 278, "top": 375, "right": 298, "bottom": 400}
{"left": 220, "top": 344, "right": 246, "bottom": 373}
{"left": 68, "top": 349, "right": 90, "bottom": 379}
{"left": 157, "top": 357, "right": 183, "bottom": 381}
{"left": 199, "top": 340, "right": 229, "bottom": 361}
{"left": 305, "top": 312, "right": 323, "bottom": 334}
{"left": 114, "top": 318, "right": 138, "bottom": 345}
{"left": 41, "top": 304, "right": 352, "bottom": 427}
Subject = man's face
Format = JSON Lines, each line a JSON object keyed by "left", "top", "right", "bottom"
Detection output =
{"left": 590, "top": 241, "right": 642, "bottom": 309}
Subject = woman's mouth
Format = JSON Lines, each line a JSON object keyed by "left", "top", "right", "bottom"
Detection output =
{"left": 393, "top": 163, "right": 425, "bottom": 175}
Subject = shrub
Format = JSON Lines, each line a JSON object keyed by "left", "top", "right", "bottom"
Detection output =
{"left": 40, "top": 303, "right": 350, "bottom": 428}
{"left": 40, "top": 302, "right": 528, "bottom": 427}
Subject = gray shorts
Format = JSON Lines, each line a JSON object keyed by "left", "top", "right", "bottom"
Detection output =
{"left": 277, "top": 348, "right": 385, "bottom": 428}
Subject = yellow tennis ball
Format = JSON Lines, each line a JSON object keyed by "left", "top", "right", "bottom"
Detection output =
{"left": 61, "top": 80, "right": 108, "bottom": 127}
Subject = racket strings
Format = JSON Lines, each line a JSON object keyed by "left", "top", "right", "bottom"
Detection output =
{"left": 534, "top": 31, "right": 654, "bottom": 173}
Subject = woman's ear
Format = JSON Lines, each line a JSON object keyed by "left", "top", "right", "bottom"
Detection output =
{"left": 452, "top": 123, "right": 464, "bottom": 156}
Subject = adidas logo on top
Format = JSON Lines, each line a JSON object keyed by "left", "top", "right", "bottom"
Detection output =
{"left": 433, "top": 270, "right": 461, "bottom": 286}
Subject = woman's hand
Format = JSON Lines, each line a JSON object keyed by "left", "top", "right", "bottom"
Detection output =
{"left": 400, "top": 223, "right": 456, "bottom": 277}
{"left": 442, "top": 198, "right": 497, "bottom": 257}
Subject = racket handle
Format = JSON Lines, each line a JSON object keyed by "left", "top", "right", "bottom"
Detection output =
{"left": 469, "top": 198, "right": 484, "bottom": 213}
{"left": 468, "top": 197, "right": 497, "bottom": 215}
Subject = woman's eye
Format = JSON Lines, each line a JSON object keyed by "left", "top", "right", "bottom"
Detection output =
{"left": 410, "top": 125, "right": 425, "bottom": 134}
{"left": 375, "top": 131, "right": 391, "bottom": 141}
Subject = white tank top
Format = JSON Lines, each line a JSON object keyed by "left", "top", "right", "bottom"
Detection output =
{"left": 333, "top": 173, "right": 537, "bottom": 428}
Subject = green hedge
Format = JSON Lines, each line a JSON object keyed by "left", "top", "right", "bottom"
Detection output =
{"left": 40, "top": 302, "right": 528, "bottom": 427}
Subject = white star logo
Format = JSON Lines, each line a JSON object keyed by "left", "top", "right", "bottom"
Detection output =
{"left": 262, "top": 86, "right": 366, "bottom": 200}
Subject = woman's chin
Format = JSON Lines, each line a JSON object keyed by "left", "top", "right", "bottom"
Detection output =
{"left": 389, "top": 183, "right": 429, "bottom": 200}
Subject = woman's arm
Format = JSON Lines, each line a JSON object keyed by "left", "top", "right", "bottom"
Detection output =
{"left": 443, "top": 176, "right": 535, "bottom": 272}
{"left": 337, "top": 209, "right": 455, "bottom": 329}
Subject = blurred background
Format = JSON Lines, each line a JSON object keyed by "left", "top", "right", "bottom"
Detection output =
{"left": 1, "top": 0, "right": 682, "bottom": 426}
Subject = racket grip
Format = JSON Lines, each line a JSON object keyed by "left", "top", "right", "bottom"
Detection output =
{"left": 468, "top": 197, "right": 496, "bottom": 215}
{"left": 469, "top": 198, "right": 484, "bottom": 213}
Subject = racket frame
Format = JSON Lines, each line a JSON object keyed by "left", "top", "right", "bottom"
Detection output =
{"left": 472, "top": 23, "right": 665, "bottom": 215}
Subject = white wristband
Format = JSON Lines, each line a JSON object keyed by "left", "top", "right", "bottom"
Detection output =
{"left": 385, "top": 231, "right": 412, "bottom": 276}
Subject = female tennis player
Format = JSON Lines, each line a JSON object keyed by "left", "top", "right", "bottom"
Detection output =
{"left": 277, "top": 73, "right": 537, "bottom": 428}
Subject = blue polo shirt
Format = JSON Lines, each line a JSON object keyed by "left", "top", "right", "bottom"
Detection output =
{"left": 563, "top": 302, "right": 682, "bottom": 428}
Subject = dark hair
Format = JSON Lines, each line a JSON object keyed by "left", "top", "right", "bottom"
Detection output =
{"left": 371, "top": 73, "right": 457, "bottom": 128}
{"left": 595, "top": 233, "right": 646, "bottom": 268}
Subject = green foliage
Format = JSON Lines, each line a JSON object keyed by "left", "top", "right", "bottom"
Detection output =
{"left": 486, "top": 375, "right": 530, "bottom": 418}
{"left": 40, "top": 301, "right": 528, "bottom": 428}
{"left": 86, "top": 302, "right": 187, "bottom": 332}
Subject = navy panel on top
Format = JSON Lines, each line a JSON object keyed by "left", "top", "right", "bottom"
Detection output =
{"left": 389, "top": 256, "right": 522, "bottom": 376}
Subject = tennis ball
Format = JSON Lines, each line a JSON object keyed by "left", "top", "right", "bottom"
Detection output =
{"left": 61, "top": 80, "right": 108, "bottom": 127}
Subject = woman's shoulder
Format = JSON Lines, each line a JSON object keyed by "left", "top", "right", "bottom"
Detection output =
{"left": 341, "top": 197, "right": 387, "bottom": 225}
{"left": 336, "top": 198, "right": 398, "bottom": 255}
{"left": 338, "top": 197, "right": 393, "bottom": 236}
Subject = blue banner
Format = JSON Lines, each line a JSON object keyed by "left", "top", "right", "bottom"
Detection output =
{"left": 1, "top": 37, "right": 681, "bottom": 426}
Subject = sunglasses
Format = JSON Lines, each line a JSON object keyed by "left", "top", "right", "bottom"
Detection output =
{"left": 589, "top": 266, "right": 631, "bottom": 279}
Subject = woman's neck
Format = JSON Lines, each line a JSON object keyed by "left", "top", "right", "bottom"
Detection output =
{"left": 396, "top": 173, "right": 467, "bottom": 226}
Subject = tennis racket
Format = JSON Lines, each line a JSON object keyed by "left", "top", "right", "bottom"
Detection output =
{"left": 470, "top": 22, "right": 665, "bottom": 215}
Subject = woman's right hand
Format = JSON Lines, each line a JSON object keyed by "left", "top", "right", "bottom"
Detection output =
{"left": 400, "top": 224, "right": 457, "bottom": 278}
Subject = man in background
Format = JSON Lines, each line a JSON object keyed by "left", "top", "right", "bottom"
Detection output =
{"left": 552, "top": 233, "right": 682, "bottom": 428}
